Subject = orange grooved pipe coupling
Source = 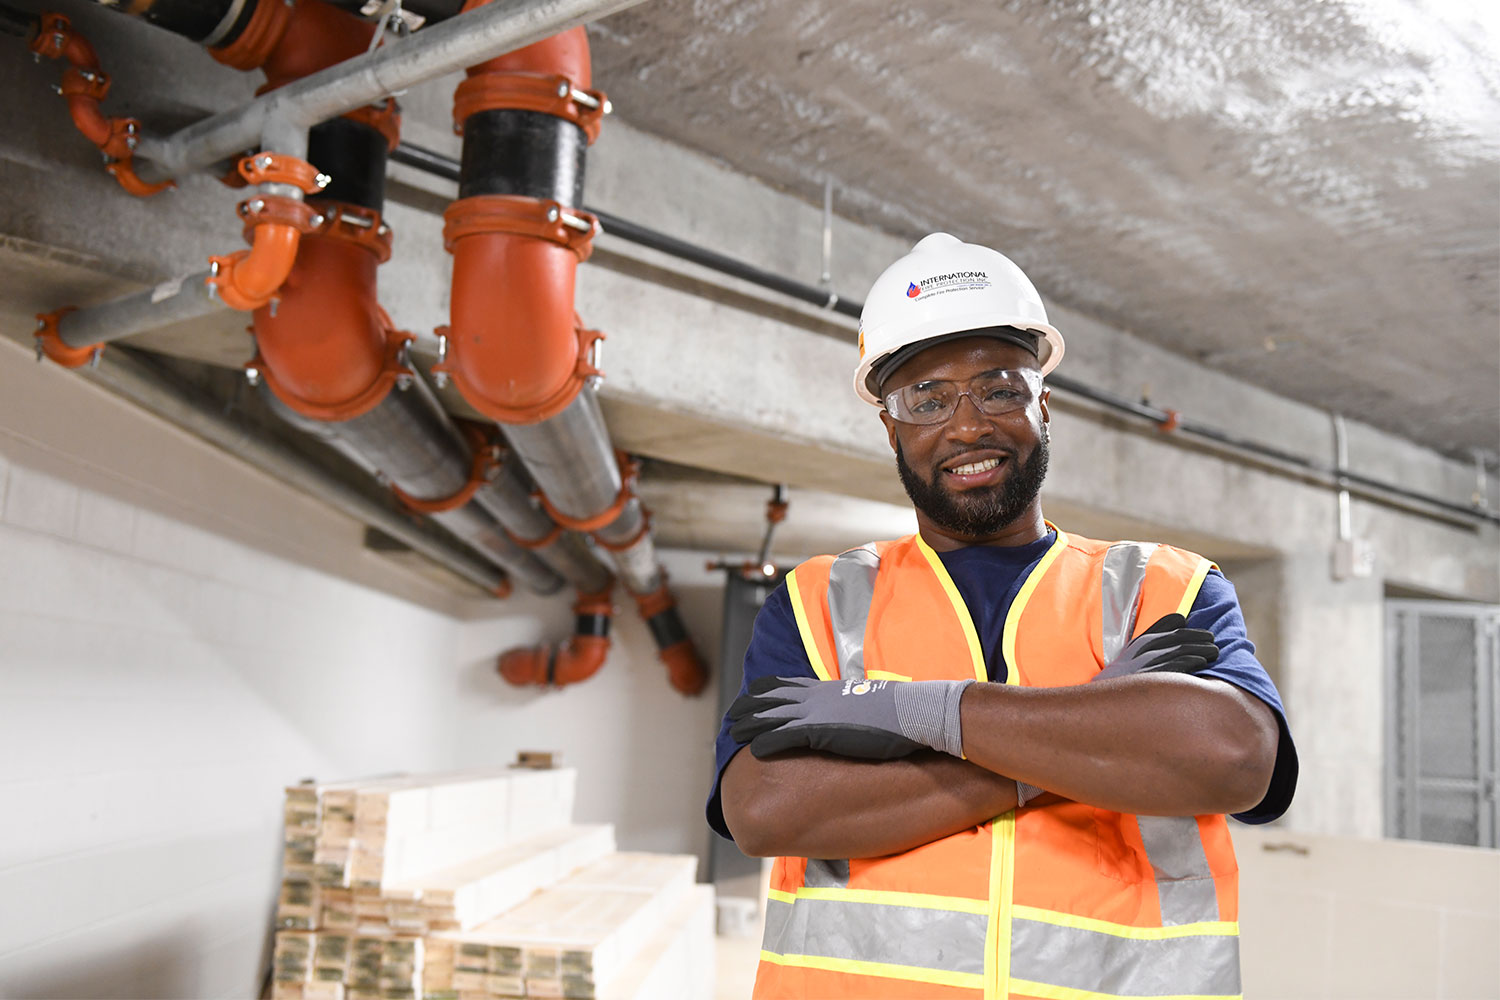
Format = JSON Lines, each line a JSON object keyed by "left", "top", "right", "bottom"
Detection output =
{"left": 441, "top": 198, "right": 601, "bottom": 424}
{"left": 28, "top": 13, "right": 172, "bottom": 196}
{"left": 498, "top": 587, "right": 615, "bottom": 688}
{"left": 211, "top": 221, "right": 304, "bottom": 312}
{"left": 250, "top": 206, "right": 411, "bottom": 422}
{"left": 211, "top": 0, "right": 375, "bottom": 90}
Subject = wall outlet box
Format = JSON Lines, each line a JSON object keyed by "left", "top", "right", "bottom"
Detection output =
{"left": 1332, "top": 538, "right": 1377, "bottom": 580}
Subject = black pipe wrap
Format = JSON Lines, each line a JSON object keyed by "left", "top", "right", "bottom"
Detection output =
{"left": 89, "top": 0, "right": 245, "bottom": 43}
{"left": 459, "top": 110, "right": 585, "bottom": 204}
{"left": 575, "top": 613, "right": 611, "bottom": 638}
{"left": 646, "top": 606, "right": 690, "bottom": 651}
{"left": 309, "top": 118, "right": 387, "bottom": 212}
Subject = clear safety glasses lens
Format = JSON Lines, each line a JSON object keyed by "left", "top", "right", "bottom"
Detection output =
{"left": 883, "top": 370, "right": 1042, "bottom": 425}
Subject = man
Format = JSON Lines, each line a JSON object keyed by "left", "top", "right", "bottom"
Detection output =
{"left": 708, "top": 233, "right": 1298, "bottom": 1000}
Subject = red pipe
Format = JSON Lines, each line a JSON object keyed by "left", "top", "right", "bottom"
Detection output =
{"left": 210, "top": 0, "right": 374, "bottom": 90}
{"left": 250, "top": 206, "right": 410, "bottom": 420}
{"left": 498, "top": 587, "right": 615, "bottom": 688}
{"left": 205, "top": 2, "right": 404, "bottom": 418}
{"left": 441, "top": 24, "right": 606, "bottom": 425}
{"left": 28, "top": 13, "right": 172, "bottom": 197}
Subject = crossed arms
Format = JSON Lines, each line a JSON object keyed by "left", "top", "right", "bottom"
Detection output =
{"left": 721, "top": 673, "right": 1277, "bottom": 859}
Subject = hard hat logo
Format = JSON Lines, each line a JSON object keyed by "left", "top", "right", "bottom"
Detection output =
{"left": 853, "top": 233, "right": 1066, "bottom": 405}
{"left": 908, "top": 270, "right": 991, "bottom": 301}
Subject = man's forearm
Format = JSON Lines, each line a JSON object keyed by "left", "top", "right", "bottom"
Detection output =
{"left": 721, "top": 746, "right": 1018, "bottom": 859}
{"left": 960, "top": 673, "right": 1276, "bottom": 816}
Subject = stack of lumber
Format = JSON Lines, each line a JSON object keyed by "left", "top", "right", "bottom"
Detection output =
{"left": 269, "top": 765, "right": 713, "bottom": 1000}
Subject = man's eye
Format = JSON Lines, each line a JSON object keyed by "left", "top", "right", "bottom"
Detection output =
{"left": 983, "top": 386, "right": 1024, "bottom": 402}
{"left": 911, "top": 397, "right": 945, "bottom": 414}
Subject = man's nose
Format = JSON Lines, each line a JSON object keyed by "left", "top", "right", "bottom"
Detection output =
{"left": 944, "top": 392, "right": 990, "bottom": 440}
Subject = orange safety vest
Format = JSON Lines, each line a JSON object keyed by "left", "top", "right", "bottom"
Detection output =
{"left": 754, "top": 527, "right": 1242, "bottom": 1000}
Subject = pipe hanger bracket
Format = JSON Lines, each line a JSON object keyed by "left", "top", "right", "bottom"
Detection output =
{"left": 33, "top": 307, "right": 100, "bottom": 369}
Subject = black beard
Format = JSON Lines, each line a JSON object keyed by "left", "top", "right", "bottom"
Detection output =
{"left": 896, "top": 436, "right": 1050, "bottom": 539}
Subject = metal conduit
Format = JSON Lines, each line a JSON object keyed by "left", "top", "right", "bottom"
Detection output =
{"left": 85, "top": 346, "right": 510, "bottom": 595}
{"left": 391, "top": 140, "right": 1497, "bottom": 529}
{"left": 264, "top": 379, "right": 568, "bottom": 594}
{"left": 502, "top": 392, "right": 661, "bottom": 594}
{"left": 128, "top": 0, "right": 649, "bottom": 184}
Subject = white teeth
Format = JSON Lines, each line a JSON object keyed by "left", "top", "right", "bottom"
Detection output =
{"left": 949, "top": 457, "right": 1000, "bottom": 475}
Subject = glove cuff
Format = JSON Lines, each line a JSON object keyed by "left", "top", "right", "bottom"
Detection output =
{"left": 893, "top": 678, "right": 974, "bottom": 757}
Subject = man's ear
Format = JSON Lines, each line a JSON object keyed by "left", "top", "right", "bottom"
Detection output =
{"left": 1039, "top": 387, "right": 1051, "bottom": 427}
{"left": 879, "top": 408, "right": 900, "bottom": 455}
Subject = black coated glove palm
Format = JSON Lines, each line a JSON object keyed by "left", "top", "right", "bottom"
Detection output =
{"left": 1094, "top": 612, "right": 1220, "bottom": 680}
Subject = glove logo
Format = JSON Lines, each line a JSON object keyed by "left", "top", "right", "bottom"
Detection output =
{"left": 842, "top": 679, "right": 884, "bottom": 696}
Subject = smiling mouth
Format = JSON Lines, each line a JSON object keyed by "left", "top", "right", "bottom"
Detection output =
{"left": 947, "top": 457, "right": 1001, "bottom": 476}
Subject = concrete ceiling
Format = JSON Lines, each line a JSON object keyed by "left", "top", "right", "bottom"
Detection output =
{"left": 588, "top": 0, "right": 1500, "bottom": 455}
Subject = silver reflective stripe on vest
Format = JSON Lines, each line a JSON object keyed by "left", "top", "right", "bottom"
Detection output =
{"left": 1138, "top": 816, "right": 1221, "bottom": 924}
{"left": 1102, "top": 541, "right": 1223, "bottom": 926}
{"left": 1101, "top": 541, "right": 1157, "bottom": 661}
{"left": 827, "top": 543, "right": 881, "bottom": 682}
{"left": 1012, "top": 916, "right": 1242, "bottom": 998}
{"left": 763, "top": 896, "right": 987, "bottom": 978}
{"left": 802, "top": 858, "right": 849, "bottom": 888}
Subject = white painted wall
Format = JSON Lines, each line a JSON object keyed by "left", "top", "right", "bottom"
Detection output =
{"left": 0, "top": 359, "right": 727, "bottom": 999}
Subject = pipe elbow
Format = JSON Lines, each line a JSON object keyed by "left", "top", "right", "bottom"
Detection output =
{"left": 63, "top": 94, "right": 109, "bottom": 148}
{"left": 497, "top": 635, "right": 611, "bottom": 688}
{"left": 660, "top": 639, "right": 708, "bottom": 696}
{"left": 210, "top": 223, "right": 303, "bottom": 311}
{"left": 498, "top": 586, "right": 615, "bottom": 688}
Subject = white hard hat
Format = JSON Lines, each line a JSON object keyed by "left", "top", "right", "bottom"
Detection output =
{"left": 854, "top": 233, "right": 1064, "bottom": 405}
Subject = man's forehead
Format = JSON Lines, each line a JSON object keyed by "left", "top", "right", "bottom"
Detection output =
{"left": 887, "top": 336, "right": 1040, "bottom": 384}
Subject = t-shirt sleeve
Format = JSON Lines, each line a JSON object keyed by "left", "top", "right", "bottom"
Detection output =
{"left": 705, "top": 582, "right": 819, "bottom": 841}
{"left": 1188, "top": 568, "right": 1299, "bottom": 824}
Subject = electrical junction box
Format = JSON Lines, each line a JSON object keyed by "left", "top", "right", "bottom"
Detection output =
{"left": 1332, "top": 538, "right": 1377, "bottom": 580}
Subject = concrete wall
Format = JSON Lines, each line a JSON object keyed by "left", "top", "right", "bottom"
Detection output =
{"left": 0, "top": 345, "right": 724, "bottom": 998}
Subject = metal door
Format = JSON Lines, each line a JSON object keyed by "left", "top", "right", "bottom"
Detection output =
{"left": 1385, "top": 600, "right": 1500, "bottom": 847}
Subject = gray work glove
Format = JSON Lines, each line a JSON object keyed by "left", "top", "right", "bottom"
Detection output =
{"left": 1016, "top": 612, "right": 1221, "bottom": 806}
{"left": 729, "top": 675, "right": 973, "bottom": 760}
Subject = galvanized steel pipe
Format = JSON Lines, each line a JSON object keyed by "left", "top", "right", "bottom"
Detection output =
{"left": 132, "top": 0, "right": 649, "bottom": 182}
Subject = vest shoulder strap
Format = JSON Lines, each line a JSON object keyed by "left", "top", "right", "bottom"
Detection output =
{"left": 785, "top": 553, "right": 839, "bottom": 680}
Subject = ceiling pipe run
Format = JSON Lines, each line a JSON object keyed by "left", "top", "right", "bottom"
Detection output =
{"left": 211, "top": 0, "right": 608, "bottom": 597}
{"left": 85, "top": 346, "right": 512, "bottom": 596}
{"left": 24, "top": 0, "right": 646, "bottom": 354}
{"left": 124, "top": 0, "right": 649, "bottom": 185}
{"left": 443, "top": 22, "right": 707, "bottom": 695}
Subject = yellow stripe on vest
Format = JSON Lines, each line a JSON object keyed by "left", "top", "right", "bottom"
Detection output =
{"left": 1010, "top": 977, "right": 1243, "bottom": 1000}
{"left": 914, "top": 534, "right": 988, "bottom": 683}
{"left": 1001, "top": 527, "right": 1069, "bottom": 678}
{"left": 785, "top": 568, "right": 833, "bottom": 681}
{"left": 1175, "top": 556, "right": 1216, "bottom": 617}
{"left": 758, "top": 950, "right": 987, "bottom": 991}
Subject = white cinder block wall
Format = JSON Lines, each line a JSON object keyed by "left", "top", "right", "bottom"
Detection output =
{"left": 0, "top": 356, "right": 725, "bottom": 999}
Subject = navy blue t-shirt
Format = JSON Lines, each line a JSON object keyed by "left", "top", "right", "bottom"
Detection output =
{"left": 707, "top": 530, "right": 1298, "bottom": 840}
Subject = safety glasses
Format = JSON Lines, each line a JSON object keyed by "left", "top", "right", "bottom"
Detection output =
{"left": 882, "top": 369, "right": 1043, "bottom": 425}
